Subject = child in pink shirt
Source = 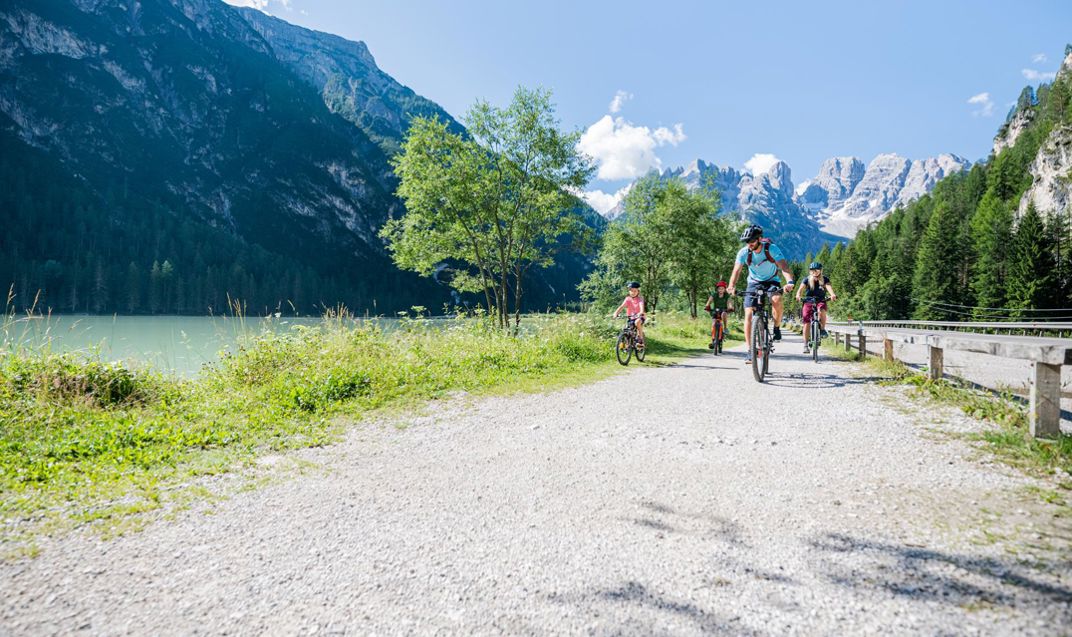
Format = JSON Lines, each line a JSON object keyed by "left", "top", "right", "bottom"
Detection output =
{"left": 612, "top": 281, "right": 646, "bottom": 348}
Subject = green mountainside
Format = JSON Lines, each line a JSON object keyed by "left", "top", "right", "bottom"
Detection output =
{"left": 0, "top": 0, "right": 595, "bottom": 315}
{"left": 806, "top": 47, "right": 1072, "bottom": 321}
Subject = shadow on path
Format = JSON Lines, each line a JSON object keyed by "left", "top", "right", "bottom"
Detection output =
{"left": 810, "top": 532, "right": 1072, "bottom": 611}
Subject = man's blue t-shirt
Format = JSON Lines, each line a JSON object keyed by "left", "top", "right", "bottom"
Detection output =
{"left": 735, "top": 242, "right": 786, "bottom": 283}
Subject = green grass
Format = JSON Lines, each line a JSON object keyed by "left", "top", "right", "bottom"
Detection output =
{"left": 827, "top": 346, "right": 1072, "bottom": 487}
{"left": 0, "top": 310, "right": 723, "bottom": 554}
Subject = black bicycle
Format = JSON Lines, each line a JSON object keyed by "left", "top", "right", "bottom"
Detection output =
{"left": 615, "top": 316, "right": 646, "bottom": 365}
{"left": 747, "top": 286, "right": 776, "bottom": 382}
{"left": 802, "top": 300, "right": 828, "bottom": 362}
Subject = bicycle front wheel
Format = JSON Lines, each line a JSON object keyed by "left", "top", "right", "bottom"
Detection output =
{"left": 616, "top": 332, "right": 632, "bottom": 365}
{"left": 751, "top": 316, "right": 766, "bottom": 383}
{"left": 811, "top": 322, "right": 819, "bottom": 362}
{"left": 635, "top": 341, "right": 646, "bottom": 362}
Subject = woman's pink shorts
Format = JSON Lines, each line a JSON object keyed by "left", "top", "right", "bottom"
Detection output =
{"left": 802, "top": 301, "right": 827, "bottom": 322}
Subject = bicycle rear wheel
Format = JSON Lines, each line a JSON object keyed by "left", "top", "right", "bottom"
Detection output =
{"left": 751, "top": 316, "right": 766, "bottom": 383}
{"left": 616, "top": 332, "right": 632, "bottom": 365}
{"left": 634, "top": 338, "right": 646, "bottom": 362}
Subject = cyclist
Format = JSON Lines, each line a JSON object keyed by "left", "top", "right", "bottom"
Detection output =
{"left": 727, "top": 224, "right": 795, "bottom": 363}
{"left": 796, "top": 261, "right": 837, "bottom": 352}
{"left": 704, "top": 281, "right": 734, "bottom": 349}
{"left": 612, "top": 281, "right": 646, "bottom": 349}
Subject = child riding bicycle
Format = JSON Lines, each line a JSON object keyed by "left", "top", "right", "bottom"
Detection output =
{"left": 704, "top": 281, "right": 734, "bottom": 349}
{"left": 612, "top": 281, "right": 646, "bottom": 349}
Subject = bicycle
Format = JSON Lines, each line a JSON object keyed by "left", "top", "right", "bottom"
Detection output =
{"left": 802, "top": 299, "right": 829, "bottom": 362}
{"left": 615, "top": 316, "right": 646, "bottom": 365}
{"left": 747, "top": 286, "right": 776, "bottom": 382}
{"left": 709, "top": 309, "right": 727, "bottom": 355}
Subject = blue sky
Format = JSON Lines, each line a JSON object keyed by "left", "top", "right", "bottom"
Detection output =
{"left": 228, "top": 0, "right": 1071, "bottom": 212}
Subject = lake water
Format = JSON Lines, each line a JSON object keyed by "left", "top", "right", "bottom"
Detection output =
{"left": 2, "top": 315, "right": 401, "bottom": 378}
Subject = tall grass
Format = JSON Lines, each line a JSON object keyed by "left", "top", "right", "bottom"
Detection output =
{"left": 1, "top": 309, "right": 721, "bottom": 551}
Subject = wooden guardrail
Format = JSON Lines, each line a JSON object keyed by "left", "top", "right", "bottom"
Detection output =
{"left": 826, "top": 322, "right": 1071, "bottom": 439}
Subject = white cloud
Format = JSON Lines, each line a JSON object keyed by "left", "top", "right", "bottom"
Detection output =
{"left": 609, "top": 90, "right": 632, "bottom": 114}
{"left": 967, "top": 92, "right": 994, "bottom": 117}
{"left": 1022, "top": 68, "right": 1057, "bottom": 82}
{"left": 744, "top": 153, "right": 782, "bottom": 176}
{"left": 1032, "top": 53, "right": 1048, "bottom": 63}
{"left": 581, "top": 185, "right": 632, "bottom": 215}
{"left": 578, "top": 113, "right": 687, "bottom": 181}
{"left": 223, "top": 0, "right": 293, "bottom": 12}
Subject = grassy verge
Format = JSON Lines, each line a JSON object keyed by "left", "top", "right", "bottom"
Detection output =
{"left": 0, "top": 310, "right": 722, "bottom": 555}
{"left": 827, "top": 346, "right": 1072, "bottom": 492}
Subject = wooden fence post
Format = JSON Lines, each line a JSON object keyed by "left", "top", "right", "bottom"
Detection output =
{"left": 884, "top": 338, "right": 894, "bottom": 362}
{"left": 844, "top": 333, "right": 852, "bottom": 352}
{"left": 1030, "top": 362, "right": 1061, "bottom": 439}
{"left": 928, "top": 346, "right": 943, "bottom": 381}
{"left": 858, "top": 332, "right": 867, "bottom": 361}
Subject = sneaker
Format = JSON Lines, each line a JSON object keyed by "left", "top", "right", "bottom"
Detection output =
{"left": 637, "top": 340, "right": 645, "bottom": 349}
{"left": 773, "top": 327, "right": 782, "bottom": 341}
{"left": 803, "top": 345, "right": 811, "bottom": 353}
{"left": 820, "top": 329, "right": 829, "bottom": 338}
{"left": 708, "top": 341, "right": 715, "bottom": 349}
{"left": 744, "top": 353, "right": 752, "bottom": 364}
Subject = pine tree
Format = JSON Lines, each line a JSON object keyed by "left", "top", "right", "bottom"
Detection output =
{"left": 968, "top": 192, "right": 1013, "bottom": 314}
{"left": 911, "top": 201, "right": 963, "bottom": 319}
{"left": 1006, "top": 205, "right": 1053, "bottom": 315}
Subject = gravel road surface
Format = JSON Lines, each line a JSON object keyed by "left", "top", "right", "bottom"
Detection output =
{"left": 2, "top": 332, "right": 1070, "bottom": 635}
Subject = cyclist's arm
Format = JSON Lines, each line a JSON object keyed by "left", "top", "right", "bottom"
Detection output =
{"left": 775, "top": 259, "right": 795, "bottom": 287}
{"left": 795, "top": 283, "right": 804, "bottom": 302}
{"left": 638, "top": 299, "right": 646, "bottom": 316}
{"left": 612, "top": 300, "right": 626, "bottom": 317}
{"left": 703, "top": 295, "right": 713, "bottom": 311}
{"left": 825, "top": 283, "right": 837, "bottom": 300}
{"left": 727, "top": 262, "right": 744, "bottom": 294}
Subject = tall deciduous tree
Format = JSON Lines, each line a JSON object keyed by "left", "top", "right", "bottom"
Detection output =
{"left": 383, "top": 87, "right": 594, "bottom": 330}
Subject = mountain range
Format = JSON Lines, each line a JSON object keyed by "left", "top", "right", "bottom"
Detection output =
{"left": 604, "top": 152, "right": 970, "bottom": 258}
{"left": 0, "top": 0, "right": 596, "bottom": 314}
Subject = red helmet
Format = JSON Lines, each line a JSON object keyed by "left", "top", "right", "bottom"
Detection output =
{"left": 716, "top": 281, "right": 727, "bottom": 288}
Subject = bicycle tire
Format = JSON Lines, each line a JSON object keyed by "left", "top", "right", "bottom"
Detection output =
{"left": 811, "top": 321, "right": 819, "bottom": 362}
{"left": 616, "top": 332, "right": 632, "bottom": 365}
{"left": 635, "top": 341, "right": 646, "bottom": 362}
{"left": 712, "top": 322, "right": 721, "bottom": 356}
{"left": 751, "top": 315, "right": 766, "bottom": 383}
{"left": 762, "top": 321, "right": 771, "bottom": 376}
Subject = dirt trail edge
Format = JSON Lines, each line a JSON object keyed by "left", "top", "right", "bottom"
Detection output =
{"left": 2, "top": 333, "right": 1070, "bottom": 635}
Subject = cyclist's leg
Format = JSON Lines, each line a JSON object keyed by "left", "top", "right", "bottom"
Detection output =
{"left": 721, "top": 310, "right": 729, "bottom": 337}
{"left": 769, "top": 285, "right": 784, "bottom": 339}
{"left": 635, "top": 316, "right": 645, "bottom": 344}
{"left": 819, "top": 303, "right": 828, "bottom": 330}
{"left": 801, "top": 302, "right": 813, "bottom": 350}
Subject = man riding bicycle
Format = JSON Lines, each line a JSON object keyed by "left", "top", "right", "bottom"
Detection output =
{"left": 727, "top": 224, "right": 795, "bottom": 364}
{"left": 704, "top": 281, "right": 734, "bottom": 349}
{"left": 795, "top": 261, "right": 837, "bottom": 353}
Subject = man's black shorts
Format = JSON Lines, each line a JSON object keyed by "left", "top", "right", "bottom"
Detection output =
{"left": 744, "top": 280, "right": 782, "bottom": 309}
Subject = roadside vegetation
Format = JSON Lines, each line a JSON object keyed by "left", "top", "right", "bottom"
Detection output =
{"left": 0, "top": 308, "right": 726, "bottom": 556}
{"left": 828, "top": 347, "right": 1072, "bottom": 495}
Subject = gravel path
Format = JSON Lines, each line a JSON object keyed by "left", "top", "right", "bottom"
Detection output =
{"left": 2, "top": 332, "right": 1071, "bottom": 635}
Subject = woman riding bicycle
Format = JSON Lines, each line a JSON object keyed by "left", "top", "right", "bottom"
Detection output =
{"left": 704, "top": 281, "right": 734, "bottom": 349}
{"left": 795, "top": 261, "right": 837, "bottom": 353}
{"left": 612, "top": 281, "right": 646, "bottom": 349}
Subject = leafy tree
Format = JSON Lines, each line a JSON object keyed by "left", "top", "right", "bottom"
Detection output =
{"left": 384, "top": 87, "right": 594, "bottom": 330}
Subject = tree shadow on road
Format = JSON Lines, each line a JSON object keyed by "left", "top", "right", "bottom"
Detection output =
{"left": 809, "top": 532, "right": 1072, "bottom": 612}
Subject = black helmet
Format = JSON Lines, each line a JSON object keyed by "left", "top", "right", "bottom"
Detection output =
{"left": 739, "top": 224, "right": 763, "bottom": 243}
{"left": 627, "top": 281, "right": 641, "bottom": 289}
{"left": 809, "top": 261, "right": 823, "bottom": 270}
